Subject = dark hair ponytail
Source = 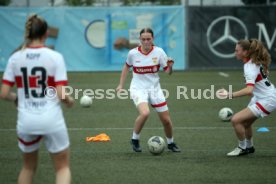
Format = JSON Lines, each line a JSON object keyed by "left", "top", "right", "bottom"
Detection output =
{"left": 140, "top": 28, "right": 154, "bottom": 37}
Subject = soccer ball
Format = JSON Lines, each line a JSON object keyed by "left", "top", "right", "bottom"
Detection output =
{"left": 147, "top": 136, "right": 166, "bottom": 155}
{"left": 80, "top": 95, "right": 93, "bottom": 107}
{"left": 218, "top": 107, "right": 233, "bottom": 121}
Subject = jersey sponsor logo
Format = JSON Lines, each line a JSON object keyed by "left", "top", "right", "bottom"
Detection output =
{"left": 152, "top": 57, "right": 158, "bottom": 64}
{"left": 133, "top": 65, "right": 160, "bottom": 74}
{"left": 152, "top": 65, "right": 158, "bottom": 72}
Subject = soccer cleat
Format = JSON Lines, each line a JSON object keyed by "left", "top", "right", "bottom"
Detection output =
{"left": 227, "top": 147, "right": 247, "bottom": 156}
{"left": 167, "top": 143, "right": 181, "bottom": 152}
{"left": 131, "top": 139, "right": 142, "bottom": 152}
{"left": 246, "top": 146, "right": 255, "bottom": 154}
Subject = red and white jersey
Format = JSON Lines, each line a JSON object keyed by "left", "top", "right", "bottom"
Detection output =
{"left": 126, "top": 46, "right": 169, "bottom": 89}
{"left": 2, "top": 46, "right": 68, "bottom": 134}
{"left": 244, "top": 59, "right": 275, "bottom": 98}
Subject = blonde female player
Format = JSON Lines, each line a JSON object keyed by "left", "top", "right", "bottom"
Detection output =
{"left": 0, "top": 14, "right": 74, "bottom": 183}
{"left": 116, "top": 28, "right": 180, "bottom": 153}
{"left": 217, "top": 39, "right": 276, "bottom": 156}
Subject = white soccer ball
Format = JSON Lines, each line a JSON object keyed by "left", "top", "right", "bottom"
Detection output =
{"left": 218, "top": 107, "right": 233, "bottom": 121}
{"left": 80, "top": 95, "right": 93, "bottom": 107}
{"left": 147, "top": 136, "right": 166, "bottom": 155}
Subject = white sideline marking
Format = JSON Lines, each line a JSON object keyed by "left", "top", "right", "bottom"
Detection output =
{"left": 218, "top": 72, "right": 229, "bottom": 77}
{"left": 0, "top": 126, "right": 275, "bottom": 131}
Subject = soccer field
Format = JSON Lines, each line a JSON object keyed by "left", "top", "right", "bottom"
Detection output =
{"left": 1, "top": 70, "right": 276, "bottom": 184}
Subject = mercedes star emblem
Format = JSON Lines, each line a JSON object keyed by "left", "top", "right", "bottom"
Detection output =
{"left": 207, "top": 16, "right": 248, "bottom": 58}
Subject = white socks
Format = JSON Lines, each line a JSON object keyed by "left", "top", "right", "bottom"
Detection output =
{"left": 132, "top": 133, "right": 174, "bottom": 145}
{"left": 245, "top": 138, "right": 253, "bottom": 148}
{"left": 132, "top": 132, "right": 140, "bottom": 140}
{"left": 239, "top": 138, "right": 253, "bottom": 149}
{"left": 238, "top": 140, "right": 246, "bottom": 149}
{"left": 166, "top": 137, "right": 174, "bottom": 144}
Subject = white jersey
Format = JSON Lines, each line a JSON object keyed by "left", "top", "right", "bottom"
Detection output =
{"left": 126, "top": 46, "right": 169, "bottom": 90}
{"left": 244, "top": 59, "right": 276, "bottom": 98}
{"left": 2, "top": 46, "right": 68, "bottom": 134}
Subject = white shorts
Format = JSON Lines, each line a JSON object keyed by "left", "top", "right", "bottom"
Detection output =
{"left": 248, "top": 95, "right": 276, "bottom": 118}
{"left": 17, "top": 127, "right": 70, "bottom": 153}
{"left": 130, "top": 86, "right": 168, "bottom": 112}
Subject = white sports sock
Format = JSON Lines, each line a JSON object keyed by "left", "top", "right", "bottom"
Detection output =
{"left": 166, "top": 137, "right": 174, "bottom": 144}
{"left": 132, "top": 132, "right": 140, "bottom": 140}
{"left": 246, "top": 138, "right": 253, "bottom": 148}
{"left": 238, "top": 140, "right": 246, "bottom": 149}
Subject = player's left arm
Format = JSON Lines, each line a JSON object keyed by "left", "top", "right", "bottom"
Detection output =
{"left": 217, "top": 85, "right": 254, "bottom": 98}
{"left": 56, "top": 85, "right": 74, "bottom": 108}
{"left": 230, "top": 85, "right": 254, "bottom": 98}
{"left": 54, "top": 54, "right": 74, "bottom": 108}
{"left": 165, "top": 57, "right": 174, "bottom": 75}
{"left": 160, "top": 48, "right": 174, "bottom": 75}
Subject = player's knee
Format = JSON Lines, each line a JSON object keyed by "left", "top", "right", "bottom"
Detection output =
{"left": 230, "top": 115, "right": 240, "bottom": 126}
{"left": 163, "top": 118, "right": 172, "bottom": 127}
{"left": 140, "top": 109, "right": 150, "bottom": 118}
{"left": 54, "top": 159, "right": 70, "bottom": 172}
{"left": 56, "top": 164, "right": 70, "bottom": 172}
{"left": 23, "top": 164, "right": 37, "bottom": 173}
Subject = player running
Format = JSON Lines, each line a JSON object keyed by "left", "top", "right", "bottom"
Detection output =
{"left": 217, "top": 39, "right": 276, "bottom": 156}
{"left": 0, "top": 14, "right": 74, "bottom": 183}
{"left": 116, "top": 28, "right": 180, "bottom": 153}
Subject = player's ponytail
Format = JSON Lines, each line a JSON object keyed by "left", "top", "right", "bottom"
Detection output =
{"left": 249, "top": 39, "right": 271, "bottom": 75}
{"left": 21, "top": 14, "right": 48, "bottom": 50}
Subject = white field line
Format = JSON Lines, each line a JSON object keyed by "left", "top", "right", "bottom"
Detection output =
{"left": 0, "top": 126, "right": 275, "bottom": 131}
{"left": 218, "top": 72, "right": 230, "bottom": 77}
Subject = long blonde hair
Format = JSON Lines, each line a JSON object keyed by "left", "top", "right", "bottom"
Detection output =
{"left": 21, "top": 14, "right": 48, "bottom": 49}
{"left": 237, "top": 39, "right": 271, "bottom": 74}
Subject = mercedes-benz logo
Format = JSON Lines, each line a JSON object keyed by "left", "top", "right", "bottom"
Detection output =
{"left": 207, "top": 16, "right": 248, "bottom": 58}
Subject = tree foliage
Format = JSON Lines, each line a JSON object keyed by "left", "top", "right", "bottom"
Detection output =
{"left": 0, "top": 0, "right": 11, "bottom": 6}
{"left": 241, "top": 0, "right": 276, "bottom": 4}
{"left": 66, "top": 0, "right": 95, "bottom": 6}
{"left": 122, "top": 0, "right": 181, "bottom": 6}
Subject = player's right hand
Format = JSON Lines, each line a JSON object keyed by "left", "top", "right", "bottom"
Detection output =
{"left": 216, "top": 88, "right": 229, "bottom": 98}
{"left": 64, "top": 96, "right": 74, "bottom": 108}
{"left": 116, "top": 84, "right": 123, "bottom": 92}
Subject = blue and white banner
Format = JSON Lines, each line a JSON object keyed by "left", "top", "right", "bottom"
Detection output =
{"left": 0, "top": 6, "right": 185, "bottom": 71}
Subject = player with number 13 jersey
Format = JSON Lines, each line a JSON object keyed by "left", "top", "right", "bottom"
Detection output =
{"left": 3, "top": 46, "right": 68, "bottom": 134}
